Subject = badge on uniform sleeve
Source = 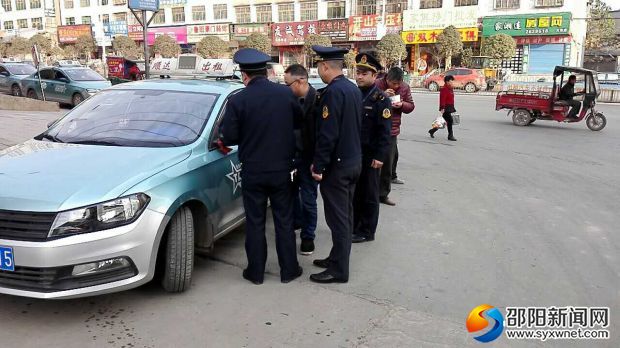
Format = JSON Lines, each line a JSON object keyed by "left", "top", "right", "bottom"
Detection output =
{"left": 382, "top": 108, "right": 391, "bottom": 119}
{"left": 322, "top": 105, "right": 329, "bottom": 119}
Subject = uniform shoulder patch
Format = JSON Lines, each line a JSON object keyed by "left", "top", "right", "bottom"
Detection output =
{"left": 322, "top": 105, "right": 329, "bottom": 119}
{"left": 382, "top": 108, "right": 391, "bottom": 119}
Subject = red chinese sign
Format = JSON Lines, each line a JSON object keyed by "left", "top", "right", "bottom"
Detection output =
{"left": 128, "top": 24, "right": 143, "bottom": 41}
{"left": 401, "top": 28, "right": 479, "bottom": 44}
{"left": 514, "top": 35, "right": 572, "bottom": 45}
{"left": 57, "top": 25, "right": 92, "bottom": 44}
{"left": 272, "top": 21, "right": 319, "bottom": 46}
{"left": 318, "top": 19, "right": 348, "bottom": 42}
{"left": 106, "top": 57, "right": 125, "bottom": 78}
{"left": 349, "top": 14, "right": 401, "bottom": 41}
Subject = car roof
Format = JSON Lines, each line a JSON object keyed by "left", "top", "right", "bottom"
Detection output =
{"left": 106, "top": 78, "right": 244, "bottom": 95}
{"left": 554, "top": 66, "right": 597, "bottom": 76}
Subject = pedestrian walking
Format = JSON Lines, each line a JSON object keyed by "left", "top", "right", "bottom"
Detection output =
{"left": 219, "top": 48, "right": 303, "bottom": 285}
{"left": 284, "top": 64, "right": 319, "bottom": 256}
{"left": 429, "top": 75, "right": 457, "bottom": 141}
{"left": 309, "top": 45, "right": 362, "bottom": 284}
{"left": 351, "top": 53, "right": 392, "bottom": 244}
{"left": 375, "top": 67, "right": 415, "bottom": 206}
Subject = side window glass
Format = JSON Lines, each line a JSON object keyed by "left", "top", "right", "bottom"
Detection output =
{"left": 55, "top": 71, "right": 68, "bottom": 81}
{"left": 445, "top": 70, "right": 456, "bottom": 76}
{"left": 40, "top": 69, "right": 54, "bottom": 80}
{"left": 208, "top": 91, "right": 241, "bottom": 151}
{"left": 0, "top": 67, "right": 7, "bottom": 74}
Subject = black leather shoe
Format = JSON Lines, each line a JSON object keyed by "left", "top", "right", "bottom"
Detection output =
{"left": 448, "top": 136, "right": 457, "bottom": 141}
{"left": 429, "top": 130, "right": 435, "bottom": 138}
{"left": 281, "top": 266, "right": 303, "bottom": 284}
{"left": 380, "top": 197, "right": 396, "bottom": 206}
{"left": 313, "top": 258, "right": 330, "bottom": 268}
{"left": 352, "top": 234, "right": 368, "bottom": 243}
{"left": 309, "top": 270, "right": 347, "bottom": 284}
{"left": 242, "top": 270, "right": 263, "bottom": 285}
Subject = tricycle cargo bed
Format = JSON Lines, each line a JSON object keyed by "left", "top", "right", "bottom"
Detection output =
{"left": 496, "top": 89, "right": 552, "bottom": 111}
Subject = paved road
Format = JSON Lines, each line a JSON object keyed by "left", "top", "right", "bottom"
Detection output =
{"left": 0, "top": 94, "right": 618, "bottom": 347}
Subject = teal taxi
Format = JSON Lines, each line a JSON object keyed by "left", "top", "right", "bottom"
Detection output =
{"left": 20, "top": 64, "right": 111, "bottom": 106}
{"left": 0, "top": 74, "right": 246, "bottom": 298}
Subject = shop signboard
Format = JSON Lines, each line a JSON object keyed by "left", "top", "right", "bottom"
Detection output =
{"left": 57, "top": 24, "right": 92, "bottom": 44}
{"left": 349, "top": 14, "right": 401, "bottom": 41}
{"left": 186, "top": 23, "right": 230, "bottom": 43}
{"left": 482, "top": 12, "right": 571, "bottom": 37}
{"left": 272, "top": 21, "right": 318, "bottom": 46}
{"left": 402, "top": 7, "right": 478, "bottom": 31}
{"left": 318, "top": 19, "right": 348, "bottom": 42}
{"left": 401, "top": 27, "right": 479, "bottom": 45}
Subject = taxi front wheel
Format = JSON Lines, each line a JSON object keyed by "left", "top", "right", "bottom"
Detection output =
{"left": 72, "top": 93, "right": 84, "bottom": 107}
{"left": 161, "top": 206, "right": 195, "bottom": 292}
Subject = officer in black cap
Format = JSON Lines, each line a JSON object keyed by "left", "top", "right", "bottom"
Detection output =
{"left": 220, "top": 48, "right": 303, "bottom": 285}
{"left": 352, "top": 53, "right": 392, "bottom": 244}
{"left": 309, "top": 45, "right": 362, "bottom": 284}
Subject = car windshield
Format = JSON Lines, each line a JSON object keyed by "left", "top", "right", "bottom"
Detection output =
{"left": 64, "top": 68, "right": 106, "bottom": 81}
{"left": 6, "top": 64, "right": 37, "bottom": 75}
{"left": 43, "top": 89, "right": 219, "bottom": 147}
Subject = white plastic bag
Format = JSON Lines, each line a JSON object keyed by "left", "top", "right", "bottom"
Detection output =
{"left": 432, "top": 115, "right": 446, "bottom": 129}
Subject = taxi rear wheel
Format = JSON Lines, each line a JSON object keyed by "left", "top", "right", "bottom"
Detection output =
{"left": 72, "top": 93, "right": 84, "bottom": 107}
{"left": 27, "top": 89, "right": 38, "bottom": 100}
{"left": 161, "top": 207, "right": 195, "bottom": 292}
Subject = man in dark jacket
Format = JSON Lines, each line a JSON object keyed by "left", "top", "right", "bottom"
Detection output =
{"left": 352, "top": 53, "right": 392, "bottom": 244}
{"left": 559, "top": 75, "right": 583, "bottom": 119}
{"left": 310, "top": 45, "right": 362, "bottom": 284}
{"left": 375, "top": 67, "right": 415, "bottom": 206}
{"left": 285, "top": 64, "right": 319, "bottom": 256}
{"left": 219, "top": 48, "right": 303, "bottom": 285}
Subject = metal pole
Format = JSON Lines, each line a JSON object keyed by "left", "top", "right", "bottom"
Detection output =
{"left": 143, "top": 10, "right": 149, "bottom": 79}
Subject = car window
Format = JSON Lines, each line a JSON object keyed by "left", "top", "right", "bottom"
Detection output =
{"left": 40, "top": 69, "right": 55, "bottom": 80}
{"left": 0, "top": 66, "right": 7, "bottom": 75}
{"left": 208, "top": 90, "right": 242, "bottom": 151}
{"left": 46, "top": 89, "right": 219, "bottom": 147}
{"left": 445, "top": 70, "right": 457, "bottom": 76}
{"left": 457, "top": 69, "right": 471, "bottom": 76}
{"left": 5, "top": 64, "right": 36, "bottom": 75}
{"left": 55, "top": 70, "right": 68, "bottom": 81}
{"left": 64, "top": 68, "right": 106, "bottom": 81}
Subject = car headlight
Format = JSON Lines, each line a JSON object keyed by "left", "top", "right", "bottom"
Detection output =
{"left": 49, "top": 193, "right": 150, "bottom": 238}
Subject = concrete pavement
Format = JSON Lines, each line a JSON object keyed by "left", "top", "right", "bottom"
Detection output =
{"left": 0, "top": 94, "right": 618, "bottom": 347}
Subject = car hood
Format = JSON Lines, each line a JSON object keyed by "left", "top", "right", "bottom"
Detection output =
{"left": 73, "top": 81, "right": 112, "bottom": 89}
{"left": 0, "top": 139, "right": 192, "bottom": 212}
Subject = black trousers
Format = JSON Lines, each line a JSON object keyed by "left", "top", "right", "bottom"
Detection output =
{"left": 429, "top": 112, "right": 454, "bottom": 137}
{"left": 391, "top": 144, "right": 399, "bottom": 180}
{"left": 241, "top": 170, "right": 299, "bottom": 282}
{"left": 380, "top": 136, "right": 398, "bottom": 199}
{"left": 566, "top": 100, "right": 581, "bottom": 118}
{"left": 354, "top": 157, "right": 381, "bottom": 239}
{"left": 321, "top": 164, "right": 361, "bottom": 281}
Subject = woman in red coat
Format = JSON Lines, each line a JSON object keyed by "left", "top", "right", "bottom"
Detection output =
{"left": 429, "top": 75, "right": 457, "bottom": 141}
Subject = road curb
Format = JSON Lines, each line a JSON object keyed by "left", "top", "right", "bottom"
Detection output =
{"left": 0, "top": 94, "right": 60, "bottom": 112}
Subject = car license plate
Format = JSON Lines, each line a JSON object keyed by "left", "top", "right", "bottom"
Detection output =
{"left": 0, "top": 246, "right": 15, "bottom": 272}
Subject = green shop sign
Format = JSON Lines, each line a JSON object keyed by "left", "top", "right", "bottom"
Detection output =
{"left": 482, "top": 12, "right": 571, "bottom": 37}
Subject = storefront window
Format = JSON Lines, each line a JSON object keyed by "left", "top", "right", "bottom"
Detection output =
{"left": 357, "top": 0, "right": 376, "bottom": 15}
{"left": 420, "top": 0, "right": 442, "bottom": 9}
{"left": 278, "top": 3, "right": 294, "bottom": 22}
{"left": 256, "top": 5, "right": 272, "bottom": 23}
{"left": 235, "top": 6, "right": 251, "bottom": 24}
{"left": 327, "top": 1, "right": 345, "bottom": 19}
{"left": 455, "top": 0, "right": 478, "bottom": 6}
{"left": 172, "top": 7, "right": 185, "bottom": 23}
{"left": 300, "top": 2, "right": 318, "bottom": 21}
{"left": 385, "top": 0, "right": 407, "bottom": 13}
{"left": 535, "top": 0, "right": 562, "bottom": 7}
{"left": 498, "top": 47, "right": 524, "bottom": 74}
{"left": 31, "top": 17, "right": 43, "bottom": 30}
{"left": 192, "top": 6, "right": 205, "bottom": 22}
{"left": 214, "top": 4, "right": 227, "bottom": 20}
{"left": 30, "top": 0, "right": 41, "bottom": 9}
{"left": 494, "top": 0, "right": 519, "bottom": 9}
